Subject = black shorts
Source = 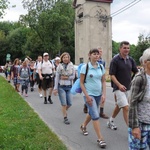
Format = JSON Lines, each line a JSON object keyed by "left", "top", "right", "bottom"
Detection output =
{"left": 41, "top": 74, "right": 54, "bottom": 90}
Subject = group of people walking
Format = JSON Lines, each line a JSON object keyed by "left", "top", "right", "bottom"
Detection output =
{"left": 3, "top": 40, "right": 150, "bottom": 149}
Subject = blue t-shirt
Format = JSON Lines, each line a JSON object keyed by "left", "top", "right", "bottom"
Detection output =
{"left": 80, "top": 62, "right": 105, "bottom": 96}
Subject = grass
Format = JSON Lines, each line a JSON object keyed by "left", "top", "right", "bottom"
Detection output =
{"left": 0, "top": 76, "right": 67, "bottom": 150}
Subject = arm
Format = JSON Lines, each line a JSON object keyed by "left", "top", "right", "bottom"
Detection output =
{"left": 111, "top": 75, "right": 127, "bottom": 92}
{"left": 80, "top": 73, "right": 93, "bottom": 106}
{"left": 101, "top": 74, "right": 106, "bottom": 104}
{"left": 129, "top": 76, "right": 142, "bottom": 139}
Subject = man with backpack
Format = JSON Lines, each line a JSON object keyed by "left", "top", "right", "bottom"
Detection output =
{"left": 38, "top": 52, "right": 55, "bottom": 104}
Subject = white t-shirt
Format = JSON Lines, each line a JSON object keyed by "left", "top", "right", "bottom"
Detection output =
{"left": 38, "top": 60, "right": 55, "bottom": 74}
{"left": 34, "top": 61, "right": 41, "bottom": 73}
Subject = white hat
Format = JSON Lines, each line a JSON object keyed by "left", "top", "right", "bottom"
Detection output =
{"left": 43, "top": 52, "right": 49, "bottom": 56}
{"left": 55, "top": 57, "right": 60, "bottom": 60}
{"left": 24, "top": 58, "right": 29, "bottom": 61}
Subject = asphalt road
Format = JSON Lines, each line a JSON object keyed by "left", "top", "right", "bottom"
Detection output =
{"left": 21, "top": 84, "right": 128, "bottom": 150}
{"left": 1, "top": 73, "right": 129, "bottom": 150}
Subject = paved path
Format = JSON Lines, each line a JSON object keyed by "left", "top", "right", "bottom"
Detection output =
{"left": 1, "top": 73, "right": 128, "bottom": 150}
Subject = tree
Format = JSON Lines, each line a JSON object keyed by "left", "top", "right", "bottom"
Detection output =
{"left": 6, "top": 27, "right": 30, "bottom": 60}
{"left": 21, "top": 0, "right": 75, "bottom": 59}
{"left": 0, "top": 0, "right": 9, "bottom": 18}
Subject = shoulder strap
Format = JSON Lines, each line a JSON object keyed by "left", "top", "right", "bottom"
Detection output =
{"left": 99, "top": 64, "right": 102, "bottom": 71}
{"left": 84, "top": 63, "right": 89, "bottom": 83}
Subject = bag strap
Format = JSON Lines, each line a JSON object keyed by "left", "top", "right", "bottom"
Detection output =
{"left": 84, "top": 63, "right": 89, "bottom": 83}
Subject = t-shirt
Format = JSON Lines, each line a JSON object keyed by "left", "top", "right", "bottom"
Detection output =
{"left": 38, "top": 60, "right": 55, "bottom": 74}
{"left": 80, "top": 62, "right": 105, "bottom": 96}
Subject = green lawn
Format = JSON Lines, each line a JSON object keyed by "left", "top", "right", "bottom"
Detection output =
{"left": 0, "top": 76, "right": 67, "bottom": 150}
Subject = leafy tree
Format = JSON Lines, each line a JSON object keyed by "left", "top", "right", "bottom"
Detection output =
{"left": 21, "top": 0, "right": 75, "bottom": 60}
{"left": 0, "top": 0, "right": 9, "bottom": 18}
{"left": 6, "top": 27, "right": 30, "bottom": 60}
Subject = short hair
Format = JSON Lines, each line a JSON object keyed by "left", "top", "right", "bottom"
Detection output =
{"left": 89, "top": 48, "right": 99, "bottom": 54}
{"left": 119, "top": 41, "right": 130, "bottom": 48}
{"left": 142, "top": 48, "right": 150, "bottom": 63}
{"left": 97, "top": 46, "right": 103, "bottom": 50}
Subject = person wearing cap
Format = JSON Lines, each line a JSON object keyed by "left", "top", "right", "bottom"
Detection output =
{"left": 38, "top": 52, "right": 55, "bottom": 104}
{"left": 53, "top": 52, "right": 75, "bottom": 125}
{"left": 54, "top": 57, "right": 60, "bottom": 69}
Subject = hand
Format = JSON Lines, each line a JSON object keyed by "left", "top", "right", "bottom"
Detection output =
{"left": 39, "top": 76, "right": 43, "bottom": 80}
{"left": 118, "top": 84, "right": 127, "bottom": 92}
{"left": 86, "top": 95, "right": 93, "bottom": 106}
{"left": 101, "top": 94, "right": 105, "bottom": 104}
{"left": 132, "top": 127, "right": 141, "bottom": 140}
{"left": 53, "top": 89, "right": 58, "bottom": 96}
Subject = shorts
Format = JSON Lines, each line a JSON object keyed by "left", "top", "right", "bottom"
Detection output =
{"left": 114, "top": 90, "right": 129, "bottom": 108}
{"left": 128, "top": 123, "right": 150, "bottom": 150}
{"left": 58, "top": 85, "right": 72, "bottom": 106}
{"left": 41, "top": 78, "right": 53, "bottom": 90}
{"left": 84, "top": 95, "right": 101, "bottom": 120}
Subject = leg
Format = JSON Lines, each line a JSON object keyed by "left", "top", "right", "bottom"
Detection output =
{"left": 48, "top": 80, "right": 53, "bottom": 104}
{"left": 99, "top": 102, "right": 109, "bottom": 119}
{"left": 58, "top": 86, "right": 70, "bottom": 124}
{"left": 122, "top": 105, "right": 129, "bottom": 126}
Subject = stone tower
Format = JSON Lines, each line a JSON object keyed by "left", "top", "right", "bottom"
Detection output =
{"left": 74, "top": 0, "right": 113, "bottom": 68}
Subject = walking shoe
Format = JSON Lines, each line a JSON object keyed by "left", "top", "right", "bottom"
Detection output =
{"left": 48, "top": 97, "right": 53, "bottom": 104}
{"left": 97, "top": 139, "right": 106, "bottom": 148}
{"left": 64, "top": 117, "right": 70, "bottom": 125}
{"left": 39, "top": 93, "right": 43, "bottom": 98}
{"left": 100, "top": 113, "right": 109, "bottom": 119}
{"left": 107, "top": 120, "right": 117, "bottom": 130}
{"left": 25, "top": 94, "right": 28, "bottom": 97}
{"left": 80, "top": 125, "right": 88, "bottom": 136}
{"left": 31, "top": 87, "right": 34, "bottom": 92}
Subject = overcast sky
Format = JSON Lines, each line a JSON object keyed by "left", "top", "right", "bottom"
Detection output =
{"left": 0, "top": 0, "right": 149, "bottom": 45}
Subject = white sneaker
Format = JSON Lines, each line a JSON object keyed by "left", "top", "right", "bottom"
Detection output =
{"left": 39, "top": 93, "right": 43, "bottom": 98}
{"left": 107, "top": 120, "right": 117, "bottom": 130}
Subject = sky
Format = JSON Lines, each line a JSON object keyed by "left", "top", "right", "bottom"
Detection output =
{"left": 0, "top": 0, "right": 149, "bottom": 45}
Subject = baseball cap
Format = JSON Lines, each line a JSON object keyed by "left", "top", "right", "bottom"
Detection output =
{"left": 43, "top": 52, "right": 49, "bottom": 56}
{"left": 55, "top": 57, "right": 60, "bottom": 60}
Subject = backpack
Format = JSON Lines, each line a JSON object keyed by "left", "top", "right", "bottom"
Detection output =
{"left": 19, "top": 67, "right": 30, "bottom": 79}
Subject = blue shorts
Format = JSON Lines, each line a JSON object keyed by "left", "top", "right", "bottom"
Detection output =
{"left": 58, "top": 85, "right": 72, "bottom": 106}
{"left": 84, "top": 95, "right": 101, "bottom": 120}
{"left": 128, "top": 123, "right": 150, "bottom": 150}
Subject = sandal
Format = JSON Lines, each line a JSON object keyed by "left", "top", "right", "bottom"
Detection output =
{"left": 80, "top": 125, "right": 88, "bottom": 136}
{"left": 97, "top": 139, "right": 106, "bottom": 148}
{"left": 64, "top": 117, "right": 70, "bottom": 125}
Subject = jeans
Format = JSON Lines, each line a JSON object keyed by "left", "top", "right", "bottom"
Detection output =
{"left": 84, "top": 95, "right": 101, "bottom": 120}
{"left": 58, "top": 85, "right": 72, "bottom": 106}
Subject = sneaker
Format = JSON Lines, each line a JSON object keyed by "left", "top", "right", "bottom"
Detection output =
{"left": 64, "top": 117, "right": 70, "bottom": 125}
{"left": 39, "top": 93, "right": 43, "bottom": 98}
{"left": 97, "top": 139, "right": 106, "bottom": 148}
{"left": 107, "top": 120, "right": 117, "bottom": 130}
{"left": 31, "top": 87, "right": 34, "bottom": 92}
{"left": 25, "top": 94, "right": 28, "bottom": 97}
{"left": 80, "top": 125, "right": 88, "bottom": 136}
